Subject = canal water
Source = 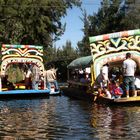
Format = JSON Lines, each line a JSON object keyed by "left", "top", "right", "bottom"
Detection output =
{"left": 0, "top": 95, "right": 140, "bottom": 140}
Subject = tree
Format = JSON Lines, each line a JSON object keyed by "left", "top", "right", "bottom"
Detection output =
{"left": 79, "top": 0, "right": 140, "bottom": 56}
{"left": 45, "top": 40, "right": 79, "bottom": 81}
{"left": 0, "top": 0, "right": 81, "bottom": 47}
{"left": 122, "top": 0, "right": 140, "bottom": 29}
{"left": 77, "top": 10, "right": 91, "bottom": 56}
{"left": 88, "top": 0, "right": 126, "bottom": 36}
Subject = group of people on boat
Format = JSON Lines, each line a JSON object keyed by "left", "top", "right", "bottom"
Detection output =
{"left": 96, "top": 52, "right": 139, "bottom": 99}
{"left": 24, "top": 63, "right": 59, "bottom": 91}
{"left": 70, "top": 67, "right": 91, "bottom": 84}
{"left": 23, "top": 63, "right": 41, "bottom": 90}
{"left": 0, "top": 63, "right": 59, "bottom": 92}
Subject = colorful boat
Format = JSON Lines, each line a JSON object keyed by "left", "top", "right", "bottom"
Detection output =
{"left": 63, "top": 55, "right": 96, "bottom": 101}
{"left": 0, "top": 44, "right": 60, "bottom": 98}
{"left": 89, "top": 29, "right": 140, "bottom": 105}
{"left": 64, "top": 29, "right": 140, "bottom": 104}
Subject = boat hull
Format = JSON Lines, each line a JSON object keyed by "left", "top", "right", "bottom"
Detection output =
{"left": 62, "top": 87, "right": 95, "bottom": 101}
{"left": 0, "top": 89, "right": 60, "bottom": 99}
{"left": 96, "top": 96, "right": 140, "bottom": 105}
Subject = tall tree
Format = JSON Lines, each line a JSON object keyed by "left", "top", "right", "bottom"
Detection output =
{"left": 122, "top": 0, "right": 140, "bottom": 29}
{"left": 78, "top": 0, "right": 140, "bottom": 57}
{"left": 0, "top": 0, "right": 81, "bottom": 47}
{"left": 88, "top": 0, "right": 126, "bottom": 36}
{"left": 45, "top": 40, "right": 79, "bottom": 62}
{"left": 45, "top": 40, "right": 79, "bottom": 81}
{"left": 77, "top": 10, "right": 91, "bottom": 56}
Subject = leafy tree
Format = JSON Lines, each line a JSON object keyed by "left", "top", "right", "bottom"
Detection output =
{"left": 77, "top": 10, "right": 91, "bottom": 56}
{"left": 79, "top": 0, "right": 140, "bottom": 56}
{"left": 88, "top": 0, "right": 126, "bottom": 36}
{"left": 122, "top": 0, "right": 140, "bottom": 29}
{"left": 45, "top": 40, "right": 79, "bottom": 81}
{"left": 0, "top": 0, "right": 81, "bottom": 47}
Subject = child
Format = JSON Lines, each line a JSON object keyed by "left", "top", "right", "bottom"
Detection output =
{"left": 109, "top": 81, "right": 123, "bottom": 99}
{"left": 98, "top": 87, "right": 111, "bottom": 99}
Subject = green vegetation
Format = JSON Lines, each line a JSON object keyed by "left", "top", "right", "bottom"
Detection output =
{"left": 6, "top": 65, "right": 23, "bottom": 83}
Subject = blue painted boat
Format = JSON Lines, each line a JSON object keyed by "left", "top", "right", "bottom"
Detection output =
{"left": 0, "top": 44, "right": 61, "bottom": 98}
{"left": 0, "top": 89, "right": 50, "bottom": 99}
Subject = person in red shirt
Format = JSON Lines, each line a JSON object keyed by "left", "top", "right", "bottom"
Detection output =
{"left": 109, "top": 80, "right": 123, "bottom": 99}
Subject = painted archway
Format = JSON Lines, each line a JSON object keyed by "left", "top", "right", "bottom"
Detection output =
{"left": 1, "top": 44, "right": 45, "bottom": 76}
{"left": 89, "top": 29, "right": 140, "bottom": 80}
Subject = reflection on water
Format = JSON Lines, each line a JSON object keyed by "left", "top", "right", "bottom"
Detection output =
{"left": 0, "top": 96, "right": 140, "bottom": 139}
{"left": 91, "top": 104, "right": 140, "bottom": 140}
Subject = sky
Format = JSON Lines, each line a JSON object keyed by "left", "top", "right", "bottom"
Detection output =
{"left": 55, "top": 0, "right": 101, "bottom": 48}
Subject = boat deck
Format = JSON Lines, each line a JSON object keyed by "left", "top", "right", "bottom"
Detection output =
{"left": 114, "top": 96, "right": 140, "bottom": 103}
{"left": 97, "top": 95, "right": 140, "bottom": 105}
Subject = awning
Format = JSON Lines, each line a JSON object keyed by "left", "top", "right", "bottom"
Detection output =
{"left": 67, "top": 56, "right": 92, "bottom": 69}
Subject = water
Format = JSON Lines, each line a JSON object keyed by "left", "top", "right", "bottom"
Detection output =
{"left": 0, "top": 95, "right": 140, "bottom": 140}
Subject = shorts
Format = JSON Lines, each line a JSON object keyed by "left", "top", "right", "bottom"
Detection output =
{"left": 123, "top": 76, "right": 135, "bottom": 91}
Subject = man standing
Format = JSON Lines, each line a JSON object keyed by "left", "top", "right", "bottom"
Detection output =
{"left": 45, "top": 65, "right": 59, "bottom": 91}
{"left": 32, "top": 64, "right": 40, "bottom": 90}
{"left": 101, "top": 63, "right": 109, "bottom": 88}
{"left": 123, "top": 53, "right": 137, "bottom": 98}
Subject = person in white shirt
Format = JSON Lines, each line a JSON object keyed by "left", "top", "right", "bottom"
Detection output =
{"left": 25, "top": 66, "right": 32, "bottom": 89}
{"left": 101, "top": 63, "right": 109, "bottom": 88}
{"left": 123, "top": 53, "right": 137, "bottom": 98}
{"left": 44, "top": 65, "right": 59, "bottom": 91}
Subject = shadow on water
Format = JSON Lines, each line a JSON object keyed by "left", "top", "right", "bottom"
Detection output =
{"left": 0, "top": 95, "right": 140, "bottom": 139}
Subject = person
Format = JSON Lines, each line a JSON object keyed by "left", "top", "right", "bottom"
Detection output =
{"left": 100, "top": 63, "right": 109, "bottom": 88}
{"left": 78, "top": 68, "right": 84, "bottom": 79}
{"left": 123, "top": 53, "right": 137, "bottom": 98}
{"left": 45, "top": 65, "right": 59, "bottom": 91}
{"left": 25, "top": 66, "right": 32, "bottom": 89}
{"left": 134, "top": 74, "right": 140, "bottom": 90}
{"left": 97, "top": 87, "right": 111, "bottom": 99}
{"left": 109, "top": 80, "right": 123, "bottom": 99}
{"left": 32, "top": 64, "right": 40, "bottom": 90}
{"left": 80, "top": 73, "right": 88, "bottom": 84}
{"left": 1, "top": 74, "right": 15, "bottom": 90}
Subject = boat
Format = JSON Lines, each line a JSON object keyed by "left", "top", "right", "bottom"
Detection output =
{"left": 96, "top": 95, "right": 140, "bottom": 105}
{"left": 89, "top": 29, "right": 140, "bottom": 105}
{"left": 62, "top": 55, "right": 96, "bottom": 101}
{"left": 63, "top": 29, "right": 140, "bottom": 104}
{"left": 0, "top": 44, "right": 60, "bottom": 98}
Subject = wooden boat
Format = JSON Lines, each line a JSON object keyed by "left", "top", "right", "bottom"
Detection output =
{"left": 0, "top": 44, "right": 60, "bottom": 98}
{"left": 62, "top": 55, "right": 96, "bottom": 101}
{"left": 89, "top": 29, "right": 140, "bottom": 105}
{"left": 96, "top": 95, "right": 140, "bottom": 105}
{"left": 63, "top": 29, "right": 140, "bottom": 104}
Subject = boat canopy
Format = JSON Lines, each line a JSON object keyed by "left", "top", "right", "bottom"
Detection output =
{"left": 89, "top": 29, "right": 140, "bottom": 79}
{"left": 1, "top": 44, "right": 44, "bottom": 76}
{"left": 67, "top": 56, "right": 92, "bottom": 69}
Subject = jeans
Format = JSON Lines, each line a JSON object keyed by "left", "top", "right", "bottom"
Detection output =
{"left": 32, "top": 81, "right": 39, "bottom": 90}
{"left": 47, "top": 80, "right": 59, "bottom": 91}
